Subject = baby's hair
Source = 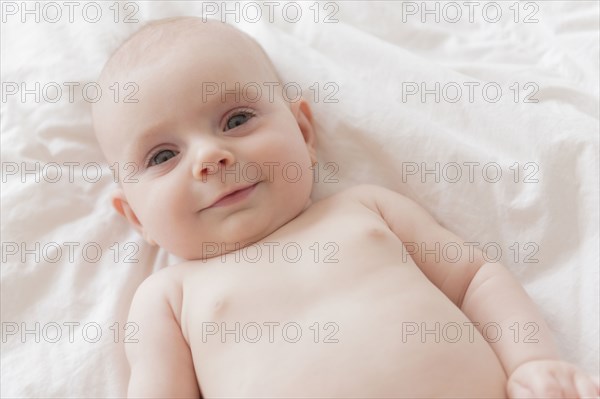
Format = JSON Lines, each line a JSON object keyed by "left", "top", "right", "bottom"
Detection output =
{"left": 98, "top": 16, "right": 282, "bottom": 86}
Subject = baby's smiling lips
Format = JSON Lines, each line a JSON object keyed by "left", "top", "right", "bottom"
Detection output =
{"left": 202, "top": 182, "right": 259, "bottom": 210}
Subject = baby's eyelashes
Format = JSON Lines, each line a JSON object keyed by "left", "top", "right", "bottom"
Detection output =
{"left": 147, "top": 149, "right": 179, "bottom": 167}
{"left": 223, "top": 109, "right": 256, "bottom": 131}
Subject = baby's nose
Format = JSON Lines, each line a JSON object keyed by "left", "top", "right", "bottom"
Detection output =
{"left": 191, "top": 146, "right": 235, "bottom": 181}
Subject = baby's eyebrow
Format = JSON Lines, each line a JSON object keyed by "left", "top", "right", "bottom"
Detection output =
{"left": 124, "top": 124, "right": 170, "bottom": 162}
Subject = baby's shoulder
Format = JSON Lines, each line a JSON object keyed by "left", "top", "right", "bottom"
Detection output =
{"left": 136, "top": 262, "right": 189, "bottom": 291}
{"left": 130, "top": 263, "right": 191, "bottom": 320}
{"left": 318, "top": 184, "right": 424, "bottom": 227}
{"left": 323, "top": 184, "right": 404, "bottom": 209}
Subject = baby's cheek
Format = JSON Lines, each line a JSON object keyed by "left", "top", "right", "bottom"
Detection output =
{"left": 279, "top": 162, "right": 313, "bottom": 209}
{"left": 138, "top": 188, "right": 181, "bottom": 232}
{"left": 150, "top": 210, "right": 196, "bottom": 257}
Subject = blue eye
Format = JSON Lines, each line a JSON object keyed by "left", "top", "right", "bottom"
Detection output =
{"left": 225, "top": 110, "right": 255, "bottom": 130}
{"left": 149, "top": 149, "right": 177, "bottom": 166}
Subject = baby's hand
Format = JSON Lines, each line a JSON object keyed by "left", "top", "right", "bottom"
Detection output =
{"left": 507, "top": 359, "right": 600, "bottom": 398}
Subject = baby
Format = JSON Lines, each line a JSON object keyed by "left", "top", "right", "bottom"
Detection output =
{"left": 92, "top": 17, "right": 599, "bottom": 398}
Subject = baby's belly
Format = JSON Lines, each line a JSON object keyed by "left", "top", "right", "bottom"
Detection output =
{"left": 182, "top": 262, "right": 507, "bottom": 398}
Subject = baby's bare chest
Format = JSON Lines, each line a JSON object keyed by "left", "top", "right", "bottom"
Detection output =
{"left": 173, "top": 199, "right": 505, "bottom": 397}
{"left": 176, "top": 200, "right": 447, "bottom": 353}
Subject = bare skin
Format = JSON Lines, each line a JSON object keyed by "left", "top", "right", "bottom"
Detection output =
{"left": 92, "top": 17, "right": 600, "bottom": 399}
{"left": 128, "top": 185, "right": 509, "bottom": 398}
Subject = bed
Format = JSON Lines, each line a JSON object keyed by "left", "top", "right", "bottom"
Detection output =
{"left": 1, "top": 1, "right": 598, "bottom": 397}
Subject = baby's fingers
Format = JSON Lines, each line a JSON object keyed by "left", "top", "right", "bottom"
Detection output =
{"left": 508, "top": 371, "right": 582, "bottom": 399}
{"left": 508, "top": 380, "right": 563, "bottom": 399}
{"left": 507, "top": 382, "right": 535, "bottom": 399}
{"left": 574, "top": 373, "right": 600, "bottom": 398}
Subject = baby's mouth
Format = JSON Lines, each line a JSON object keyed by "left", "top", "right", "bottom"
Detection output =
{"left": 201, "top": 182, "right": 260, "bottom": 211}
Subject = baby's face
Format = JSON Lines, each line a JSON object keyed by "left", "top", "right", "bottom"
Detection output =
{"left": 94, "top": 28, "right": 316, "bottom": 259}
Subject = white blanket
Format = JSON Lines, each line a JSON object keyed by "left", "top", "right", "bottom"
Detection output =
{"left": 1, "top": 1, "right": 598, "bottom": 397}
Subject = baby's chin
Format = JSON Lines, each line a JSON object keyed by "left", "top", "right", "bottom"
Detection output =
{"left": 174, "top": 240, "right": 259, "bottom": 261}
{"left": 172, "top": 219, "right": 296, "bottom": 261}
{"left": 168, "top": 231, "right": 273, "bottom": 261}
{"left": 157, "top": 189, "right": 314, "bottom": 260}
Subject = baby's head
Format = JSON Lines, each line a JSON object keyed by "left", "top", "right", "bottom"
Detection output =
{"left": 92, "top": 17, "right": 317, "bottom": 260}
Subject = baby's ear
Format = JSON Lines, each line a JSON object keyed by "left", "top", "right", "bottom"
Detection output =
{"left": 292, "top": 97, "right": 317, "bottom": 164}
{"left": 111, "top": 188, "right": 156, "bottom": 246}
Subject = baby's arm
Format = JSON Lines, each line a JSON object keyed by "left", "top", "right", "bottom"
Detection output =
{"left": 462, "top": 261, "right": 598, "bottom": 397}
{"left": 125, "top": 272, "right": 200, "bottom": 398}
{"left": 358, "top": 184, "right": 599, "bottom": 398}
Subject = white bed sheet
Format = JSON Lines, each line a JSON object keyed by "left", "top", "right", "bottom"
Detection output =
{"left": 1, "top": 1, "right": 598, "bottom": 397}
